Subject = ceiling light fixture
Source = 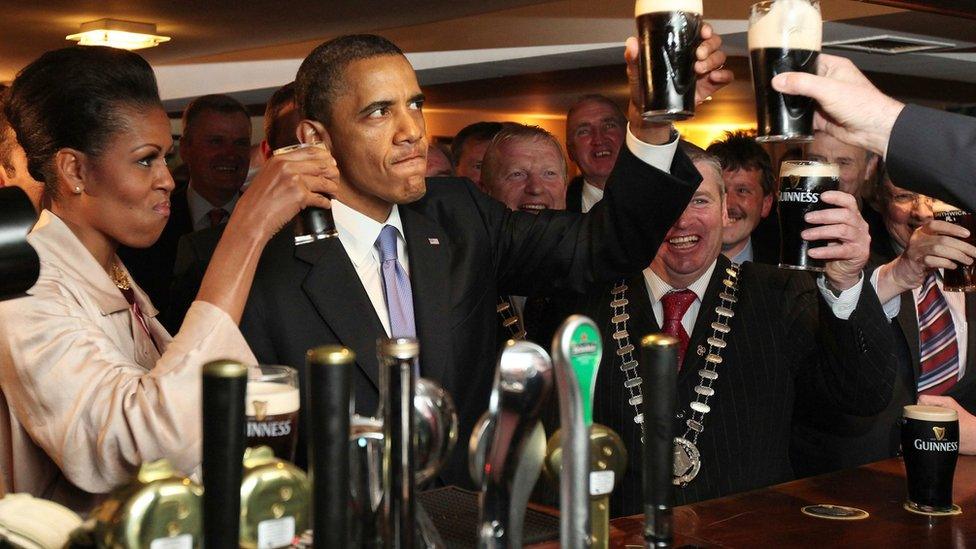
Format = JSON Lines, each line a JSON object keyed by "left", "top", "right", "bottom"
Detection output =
{"left": 66, "top": 19, "right": 170, "bottom": 50}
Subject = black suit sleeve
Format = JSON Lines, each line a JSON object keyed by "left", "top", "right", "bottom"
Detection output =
{"left": 793, "top": 274, "right": 897, "bottom": 416}
{"left": 239, "top": 275, "right": 280, "bottom": 366}
{"left": 477, "top": 145, "right": 701, "bottom": 296}
{"left": 887, "top": 105, "right": 976, "bottom": 211}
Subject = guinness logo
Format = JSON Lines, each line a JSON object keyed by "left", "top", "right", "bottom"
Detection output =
{"left": 933, "top": 426, "right": 947, "bottom": 441}
{"left": 254, "top": 400, "right": 268, "bottom": 422}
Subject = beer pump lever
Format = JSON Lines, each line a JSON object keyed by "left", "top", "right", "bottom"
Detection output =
{"left": 639, "top": 335, "right": 679, "bottom": 548}
{"left": 477, "top": 340, "right": 554, "bottom": 549}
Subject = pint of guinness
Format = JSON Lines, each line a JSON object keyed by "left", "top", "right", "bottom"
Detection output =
{"left": 748, "top": 0, "right": 821, "bottom": 142}
{"left": 777, "top": 160, "right": 838, "bottom": 271}
{"left": 636, "top": 0, "right": 703, "bottom": 122}
{"left": 901, "top": 405, "right": 959, "bottom": 513}
{"left": 933, "top": 201, "right": 976, "bottom": 292}
{"left": 246, "top": 365, "right": 300, "bottom": 462}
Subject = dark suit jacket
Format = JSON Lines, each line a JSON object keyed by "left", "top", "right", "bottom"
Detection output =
{"left": 118, "top": 185, "right": 193, "bottom": 328}
{"left": 239, "top": 146, "right": 701, "bottom": 486}
{"left": 887, "top": 105, "right": 976, "bottom": 211}
{"left": 792, "top": 217, "right": 976, "bottom": 477}
{"left": 566, "top": 175, "right": 584, "bottom": 213}
{"left": 165, "top": 224, "right": 226, "bottom": 331}
{"left": 543, "top": 256, "right": 894, "bottom": 516}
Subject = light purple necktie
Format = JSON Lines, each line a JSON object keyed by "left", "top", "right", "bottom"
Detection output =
{"left": 376, "top": 224, "right": 417, "bottom": 341}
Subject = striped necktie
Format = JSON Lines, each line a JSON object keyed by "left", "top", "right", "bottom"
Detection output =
{"left": 916, "top": 272, "right": 960, "bottom": 395}
{"left": 375, "top": 224, "right": 416, "bottom": 340}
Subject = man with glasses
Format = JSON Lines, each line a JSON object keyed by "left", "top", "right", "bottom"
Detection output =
{"left": 792, "top": 165, "right": 976, "bottom": 477}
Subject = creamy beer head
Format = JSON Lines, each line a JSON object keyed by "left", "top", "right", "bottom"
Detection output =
{"left": 748, "top": 0, "right": 822, "bottom": 51}
{"left": 636, "top": 0, "right": 703, "bottom": 16}
{"left": 904, "top": 404, "right": 959, "bottom": 422}
{"left": 246, "top": 381, "right": 300, "bottom": 417}
{"left": 780, "top": 160, "right": 839, "bottom": 178}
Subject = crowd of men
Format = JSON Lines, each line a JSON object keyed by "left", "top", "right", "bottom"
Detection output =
{"left": 1, "top": 29, "right": 975, "bottom": 516}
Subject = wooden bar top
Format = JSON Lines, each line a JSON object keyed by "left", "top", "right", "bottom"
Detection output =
{"left": 532, "top": 456, "right": 976, "bottom": 547}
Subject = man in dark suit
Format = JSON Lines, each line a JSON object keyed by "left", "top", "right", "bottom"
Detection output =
{"left": 239, "top": 31, "right": 733, "bottom": 485}
{"left": 120, "top": 94, "right": 251, "bottom": 321}
{"left": 450, "top": 121, "right": 504, "bottom": 193}
{"left": 165, "top": 84, "right": 301, "bottom": 330}
{"left": 541, "top": 145, "right": 894, "bottom": 516}
{"left": 773, "top": 53, "right": 976, "bottom": 210}
{"left": 706, "top": 131, "right": 778, "bottom": 265}
{"left": 792, "top": 169, "right": 976, "bottom": 476}
{"left": 564, "top": 94, "right": 627, "bottom": 213}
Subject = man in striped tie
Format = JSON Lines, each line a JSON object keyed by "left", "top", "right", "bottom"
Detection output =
{"left": 792, "top": 168, "right": 976, "bottom": 476}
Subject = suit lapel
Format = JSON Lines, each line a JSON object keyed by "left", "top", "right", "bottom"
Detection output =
{"left": 681, "top": 258, "right": 730, "bottom": 376}
{"left": 401, "top": 206, "right": 453, "bottom": 391}
{"left": 897, "top": 292, "right": 922, "bottom": 379}
{"left": 296, "top": 237, "right": 384, "bottom": 390}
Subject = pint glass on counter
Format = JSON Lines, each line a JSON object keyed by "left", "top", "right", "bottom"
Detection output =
{"left": 777, "top": 160, "right": 838, "bottom": 271}
{"left": 933, "top": 201, "right": 976, "bottom": 292}
{"left": 901, "top": 405, "right": 959, "bottom": 513}
{"left": 636, "top": 0, "right": 703, "bottom": 122}
{"left": 748, "top": 0, "right": 821, "bottom": 142}
{"left": 246, "top": 365, "right": 300, "bottom": 462}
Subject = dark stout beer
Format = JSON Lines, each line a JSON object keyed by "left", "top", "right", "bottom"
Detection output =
{"left": 636, "top": 0, "right": 703, "bottom": 122}
{"left": 246, "top": 380, "right": 300, "bottom": 462}
{"left": 933, "top": 202, "right": 976, "bottom": 292}
{"left": 777, "top": 160, "right": 838, "bottom": 271}
{"left": 901, "top": 405, "right": 959, "bottom": 513}
{"left": 748, "top": 0, "right": 821, "bottom": 142}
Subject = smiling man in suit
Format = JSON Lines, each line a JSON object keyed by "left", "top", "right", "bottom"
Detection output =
{"left": 541, "top": 144, "right": 894, "bottom": 515}
{"left": 239, "top": 31, "right": 732, "bottom": 485}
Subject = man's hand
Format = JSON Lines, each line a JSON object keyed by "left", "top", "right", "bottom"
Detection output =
{"left": 918, "top": 395, "right": 976, "bottom": 455}
{"left": 802, "top": 190, "right": 870, "bottom": 291}
{"left": 876, "top": 220, "right": 976, "bottom": 302}
{"left": 624, "top": 22, "right": 733, "bottom": 144}
{"left": 771, "top": 54, "right": 905, "bottom": 157}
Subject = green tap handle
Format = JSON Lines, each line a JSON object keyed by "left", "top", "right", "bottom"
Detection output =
{"left": 567, "top": 322, "right": 602, "bottom": 427}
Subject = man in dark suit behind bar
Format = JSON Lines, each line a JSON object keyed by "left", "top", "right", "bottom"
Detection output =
{"left": 239, "top": 31, "right": 733, "bottom": 485}
{"left": 540, "top": 145, "right": 894, "bottom": 515}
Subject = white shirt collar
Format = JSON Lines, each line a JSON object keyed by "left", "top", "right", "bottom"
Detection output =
{"left": 643, "top": 259, "right": 718, "bottom": 304}
{"left": 331, "top": 200, "right": 406, "bottom": 269}
{"left": 580, "top": 179, "right": 605, "bottom": 213}
{"left": 186, "top": 182, "right": 241, "bottom": 230}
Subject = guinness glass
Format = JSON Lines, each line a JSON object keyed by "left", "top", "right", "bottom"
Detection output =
{"left": 748, "top": 0, "right": 821, "bottom": 142}
{"left": 777, "top": 160, "right": 838, "bottom": 271}
{"left": 246, "top": 365, "right": 300, "bottom": 462}
{"left": 933, "top": 201, "right": 976, "bottom": 292}
{"left": 901, "top": 405, "right": 959, "bottom": 513}
{"left": 636, "top": 0, "right": 704, "bottom": 122}
{"left": 273, "top": 142, "right": 339, "bottom": 245}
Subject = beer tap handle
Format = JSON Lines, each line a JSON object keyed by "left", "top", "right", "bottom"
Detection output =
{"left": 549, "top": 315, "right": 603, "bottom": 548}
{"left": 306, "top": 345, "right": 355, "bottom": 547}
{"left": 478, "top": 340, "right": 553, "bottom": 549}
{"left": 639, "top": 335, "right": 679, "bottom": 548}
{"left": 588, "top": 425, "right": 627, "bottom": 549}
{"left": 201, "top": 360, "right": 248, "bottom": 549}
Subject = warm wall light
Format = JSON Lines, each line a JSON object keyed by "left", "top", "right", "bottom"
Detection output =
{"left": 66, "top": 19, "right": 170, "bottom": 50}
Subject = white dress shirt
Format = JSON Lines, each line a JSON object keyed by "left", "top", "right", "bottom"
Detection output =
{"left": 186, "top": 183, "right": 241, "bottom": 231}
{"left": 643, "top": 259, "right": 866, "bottom": 331}
{"left": 331, "top": 200, "right": 408, "bottom": 336}
{"left": 727, "top": 238, "right": 754, "bottom": 265}
{"left": 580, "top": 180, "right": 604, "bottom": 214}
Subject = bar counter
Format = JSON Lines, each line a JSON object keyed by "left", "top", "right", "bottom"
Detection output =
{"left": 531, "top": 456, "right": 976, "bottom": 547}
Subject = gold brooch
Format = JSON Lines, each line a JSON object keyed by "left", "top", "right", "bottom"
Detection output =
{"left": 110, "top": 262, "right": 131, "bottom": 291}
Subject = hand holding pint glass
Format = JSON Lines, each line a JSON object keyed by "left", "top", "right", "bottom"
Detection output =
{"left": 931, "top": 201, "right": 976, "bottom": 292}
{"left": 748, "top": 0, "right": 822, "bottom": 142}
{"left": 777, "top": 160, "right": 838, "bottom": 271}
{"left": 273, "top": 142, "right": 339, "bottom": 245}
{"left": 902, "top": 405, "right": 959, "bottom": 514}
{"left": 636, "top": 0, "right": 704, "bottom": 122}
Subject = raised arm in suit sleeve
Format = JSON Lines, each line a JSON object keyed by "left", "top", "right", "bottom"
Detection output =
{"left": 887, "top": 105, "right": 976, "bottom": 211}
{"left": 792, "top": 272, "right": 897, "bottom": 417}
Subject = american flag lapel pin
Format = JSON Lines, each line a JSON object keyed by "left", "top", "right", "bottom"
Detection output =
{"left": 428, "top": 238, "right": 440, "bottom": 245}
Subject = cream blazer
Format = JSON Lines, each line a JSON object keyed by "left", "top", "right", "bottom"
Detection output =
{"left": 0, "top": 211, "right": 256, "bottom": 513}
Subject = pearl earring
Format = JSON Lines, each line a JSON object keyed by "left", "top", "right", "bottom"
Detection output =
{"left": 73, "top": 185, "right": 82, "bottom": 194}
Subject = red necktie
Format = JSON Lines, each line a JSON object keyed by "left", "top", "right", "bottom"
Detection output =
{"left": 917, "top": 273, "right": 960, "bottom": 395}
{"left": 207, "top": 208, "right": 228, "bottom": 228}
{"left": 662, "top": 289, "right": 697, "bottom": 368}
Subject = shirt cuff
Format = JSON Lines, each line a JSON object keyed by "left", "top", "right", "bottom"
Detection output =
{"left": 817, "top": 272, "right": 865, "bottom": 321}
{"left": 870, "top": 266, "right": 902, "bottom": 320}
{"left": 625, "top": 123, "right": 679, "bottom": 174}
